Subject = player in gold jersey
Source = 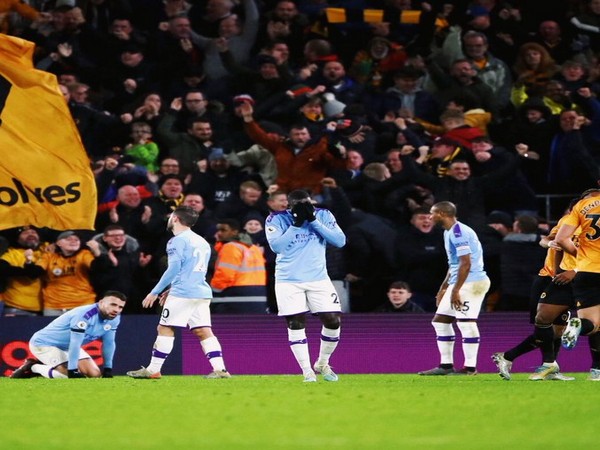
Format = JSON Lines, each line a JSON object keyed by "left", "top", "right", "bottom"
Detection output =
{"left": 555, "top": 188, "right": 600, "bottom": 381}
{"left": 492, "top": 202, "right": 579, "bottom": 381}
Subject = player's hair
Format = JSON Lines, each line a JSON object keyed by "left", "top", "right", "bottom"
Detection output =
{"left": 288, "top": 189, "right": 311, "bottom": 204}
{"left": 411, "top": 207, "right": 431, "bottom": 216}
{"left": 433, "top": 201, "right": 457, "bottom": 217}
{"left": 102, "top": 290, "right": 128, "bottom": 302}
{"left": 173, "top": 206, "right": 199, "bottom": 227}
{"left": 240, "top": 180, "right": 262, "bottom": 192}
{"left": 580, "top": 188, "right": 600, "bottom": 199}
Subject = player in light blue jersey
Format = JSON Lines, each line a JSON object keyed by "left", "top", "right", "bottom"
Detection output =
{"left": 127, "top": 206, "right": 230, "bottom": 379}
{"left": 265, "top": 190, "right": 346, "bottom": 382}
{"left": 418, "top": 201, "right": 490, "bottom": 376}
{"left": 10, "top": 291, "right": 127, "bottom": 379}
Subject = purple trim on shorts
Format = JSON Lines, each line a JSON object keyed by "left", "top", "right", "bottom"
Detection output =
{"left": 437, "top": 336, "right": 456, "bottom": 342}
{"left": 206, "top": 351, "right": 222, "bottom": 359}
{"left": 281, "top": 310, "right": 310, "bottom": 317}
{"left": 48, "top": 368, "right": 54, "bottom": 379}
{"left": 289, "top": 339, "right": 307, "bottom": 345}
{"left": 189, "top": 326, "right": 211, "bottom": 331}
{"left": 321, "top": 335, "right": 339, "bottom": 342}
{"left": 152, "top": 350, "right": 169, "bottom": 359}
{"left": 463, "top": 337, "right": 480, "bottom": 344}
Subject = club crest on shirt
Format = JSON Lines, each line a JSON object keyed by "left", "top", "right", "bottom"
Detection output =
{"left": 76, "top": 321, "right": 87, "bottom": 330}
{"left": 52, "top": 268, "right": 63, "bottom": 276}
{"left": 266, "top": 226, "right": 277, "bottom": 234}
{"left": 104, "top": 324, "right": 112, "bottom": 331}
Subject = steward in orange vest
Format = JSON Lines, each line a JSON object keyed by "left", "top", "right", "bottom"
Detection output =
{"left": 211, "top": 219, "right": 267, "bottom": 313}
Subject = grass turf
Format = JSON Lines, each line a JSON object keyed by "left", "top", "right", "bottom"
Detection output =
{"left": 1, "top": 373, "right": 598, "bottom": 449}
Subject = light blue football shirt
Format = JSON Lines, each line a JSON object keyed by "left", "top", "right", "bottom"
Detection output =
{"left": 265, "top": 208, "right": 346, "bottom": 283}
{"left": 30, "top": 303, "right": 120, "bottom": 370}
{"left": 444, "top": 221, "right": 487, "bottom": 285}
{"left": 151, "top": 229, "right": 213, "bottom": 299}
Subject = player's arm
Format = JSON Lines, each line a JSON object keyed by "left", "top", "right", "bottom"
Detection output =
{"left": 451, "top": 254, "right": 471, "bottom": 309}
{"left": 151, "top": 243, "right": 184, "bottom": 295}
{"left": 555, "top": 223, "right": 577, "bottom": 256}
{"left": 265, "top": 215, "right": 297, "bottom": 253}
{"left": 309, "top": 210, "right": 346, "bottom": 248}
{"left": 101, "top": 328, "right": 117, "bottom": 377}
{"left": 67, "top": 318, "right": 88, "bottom": 377}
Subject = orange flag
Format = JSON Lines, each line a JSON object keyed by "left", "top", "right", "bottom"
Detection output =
{"left": 0, "top": 34, "right": 97, "bottom": 230}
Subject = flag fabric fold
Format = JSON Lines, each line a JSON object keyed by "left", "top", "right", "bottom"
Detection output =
{"left": 0, "top": 34, "right": 97, "bottom": 231}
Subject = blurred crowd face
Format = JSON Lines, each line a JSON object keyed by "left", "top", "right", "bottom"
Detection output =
{"left": 188, "top": 121, "right": 213, "bottom": 141}
{"left": 103, "top": 229, "right": 126, "bottom": 251}
{"left": 57, "top": 234, "right": 81, "bottom": 255}
{"left": 259, "top": 63, "right": 279, "bottom": 80}
{"left": 274, "top": 1, "right": 297, "bottom": 21}
{"left": 241, "top": 187, "right": 262, "bottom": 206}
{"left": 539, "top": 21, "right": 560, "bottom": 42}
{"left": 184, "top": 92, "right": 207, "bottom": 114}
{"left": 18, "top": 228, "right": 40, "bottom": 249}
{"left": 183, "top": 194, "right": 205, "bottom": 213}
{"left": 244, "top": 219, "right": 263, "bottom": 234}
{"left": 410, "top": 212, "right": 434, "bottom": 233}
{"left": 269, "top": 42, "right": 289, "bottom": 64}
{"left": 346, "top": 150, "right": 364, "bottom": 170}
{"left": 463, "top": 35, "right": 488, "bottom": 60}
{"left": 215, "top": 223, "right": 237, "bottom": 242}
{"left": 118, "top": 186, "right": 142, "bottom": 208}
{"left": 121, "top": 49, "right": 144, "bottom": 67}
{"left": 289, "top": 127, "right": 311, "bottom": 148}
{"left": 323, "top": 61, "right": 346, "bottom": 83}
{"left": 161, "top": 179, "right": 184, "bottom": 198}
{"left": 219, "top": 15, "right": 241, "bottom": 38}
{"left": 169, "top": 16, "right": 192, "bottom": 39}
{"left": 450, "top": 61, "right": 476, "bottom": 84}
{"left": 385, "top": 150, "right": 403, "bottom": 173}
{"left": 387, "top": 287, "right": 411, "bottom": 308}
{"left": 160, "top": 159, "right": 180, "bottom": 175}
{"left": 448, "top": 162, "right": 471, "bottom": 181}
{"left": 268, "top": 193, "right": 288, "bottom": 211}
{"left": 111, "top": 19, "right": 132, "bottom": 37}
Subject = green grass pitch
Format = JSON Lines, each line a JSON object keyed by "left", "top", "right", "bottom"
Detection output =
{"left": 1, "top": 374, "right": 598, "bottom": 449}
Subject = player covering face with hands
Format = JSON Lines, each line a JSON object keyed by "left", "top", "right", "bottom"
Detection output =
{"left": 265, "top": 190, "right": 346, "bottom": 382}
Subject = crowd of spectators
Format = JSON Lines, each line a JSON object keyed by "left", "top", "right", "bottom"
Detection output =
{"left": 2, "top": 0, "right": 600, "bottom": 315}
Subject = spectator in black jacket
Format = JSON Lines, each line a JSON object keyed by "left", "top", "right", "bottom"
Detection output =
{"left": 393, "top": 208, "right": 447, "bottom": 312}
{"left": 89, "top": 225, "right": 152, "bottom": 314}
{"left": 375, "top": 281, "right": 426, "bottom": 313}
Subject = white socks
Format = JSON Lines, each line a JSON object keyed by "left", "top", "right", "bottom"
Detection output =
{"left": 433, "top": 322, "right": 456, "bottom": 365}
{"left": 288, "top": 328, "right": 312, "bottom": 373}
{"left": 316, "top": 326, "right": 340, "bottom": 367}
{"left": 201, "top": 336, "right": 226, "bottom": 371}
{"left": 147, "top": 335, "right": 175, "bottom": 373}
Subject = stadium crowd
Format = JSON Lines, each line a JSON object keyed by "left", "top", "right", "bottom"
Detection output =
{"left": 1, "top": 0, "right": 600, "bottom": 316}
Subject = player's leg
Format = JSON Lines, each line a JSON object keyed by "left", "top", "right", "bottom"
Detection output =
{"left": 528, "top": 302, "right": 566, "bottom": 380}
{"left": 562, "top": 273, "right": 600, "bottom": 349}
{"left": 418, "top": 287, "right": 456, "bottom": 375}
{"left": 451, "top": 278, "right": 489, "bottom": 375}
{"left": 276, "top": 282, "right": 314, "bottom": 381}
{"left": 189, "top": 299, "right": 229, "bottom": 377}
{"left": 128, "top": 296, "right": 199, "bottom": 379}
{"left": 77, "top": 349, "right": 101, "bottom": 377}
{"left": 191, "top": 326, "right": 230, "bottom": 378}
{"left": 493, "top": 276, "right": 550, "bottom": 379}
{"left": 286, "top": 313, "right": 314, "bottom": 381}
{"left": 306, "top": 280, "right": 342, "bottom": 382}
{"left": 28, "top": 345, "right": 68, "bottom": 379}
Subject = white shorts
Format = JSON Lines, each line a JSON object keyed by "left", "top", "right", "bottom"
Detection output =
{"left": 159, "top": 296, "right": 212, "bottom": 328}
{"left": 436, "top": 277, "right": 490, "bottom": 319}
{"left": 275, "top": 279, "right": 342, "bottom": 317}
{"left": 29, "top": 344, "right": 91, "bottom": 368}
